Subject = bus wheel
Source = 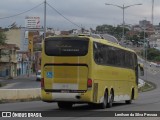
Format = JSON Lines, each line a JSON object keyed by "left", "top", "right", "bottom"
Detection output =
{"left": 58, "top": 102, "right": 73, "bottom": 109}
{"left": 125, "top": 100, "right": 132, "bottom": 104}
{"left": 107, "top": 90, "right": 114, "bottom": 108}
{"left": 125, "top": 89, "right": 134, "bottom": 104}
{"left": 99, "top": 91, "right": 108, "bottom": 109}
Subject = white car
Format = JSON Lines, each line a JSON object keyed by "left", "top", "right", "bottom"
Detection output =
{"left": 156, "top": 64, "right": 160, "bottom": 67}
{"left": 36, "top": 70, "right": 41, "bottom": 81}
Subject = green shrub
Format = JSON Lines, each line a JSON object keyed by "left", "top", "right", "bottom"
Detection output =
{"left": 154, "top": 56, "right": 160, "bottom": 61}
{"left": 141, "top": 48, "right": 160, "bottom": 61}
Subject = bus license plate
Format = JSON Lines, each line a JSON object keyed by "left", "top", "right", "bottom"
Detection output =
{"left": 61, "top": 90, "right": 69, "bottom": 93}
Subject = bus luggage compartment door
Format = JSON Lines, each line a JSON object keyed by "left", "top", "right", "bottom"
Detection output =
{"left": 44, "top": 65, "right": 88, "bottom": 91}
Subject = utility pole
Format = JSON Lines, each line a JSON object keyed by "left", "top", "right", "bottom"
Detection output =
{"left": 152, "top": 0, "right": 154, "bottom": 25}
{"left": 44, "top": 0, "right": 46, "bottom": 39}
{"left": 122, "top": 4, "right": 125, "bottom": 41}
{"left": 9, "top": 51, "right": 12, "bottom": 79}
{"left": 143, "top": 24, "right": 146, "bottom": 60}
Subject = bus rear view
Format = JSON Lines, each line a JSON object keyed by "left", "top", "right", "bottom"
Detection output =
{"left": 41, "top": 36, "right": 142, "bottom": 109}
{"left": 41, "top": 36, "right": 92, "bottom": 109}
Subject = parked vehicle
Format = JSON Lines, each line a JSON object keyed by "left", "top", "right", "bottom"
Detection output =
{"left": 156, "top": 64, "right": 160, "bottom": 67}
{"left": 36, "top": 70, "right": 41, "bottom": 81}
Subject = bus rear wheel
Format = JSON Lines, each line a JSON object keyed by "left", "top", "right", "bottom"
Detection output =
{"left": 107, "top": 90, "right": 114, "bottom": 108}
{"left": 125, "top": 89, "right": 134, "bottom": 104}
{"left": 99, "top": 91, "right": 108, "bottom": 109}
{"left": 58, "top": 102, "right": 73, "bottom": 109}
{"left": 125, "top": 99, "right": 132, "bottom": 104}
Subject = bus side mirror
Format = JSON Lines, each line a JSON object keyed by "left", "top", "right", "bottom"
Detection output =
{"left": 138, "top": 63, "right": 144, "bottom": 76}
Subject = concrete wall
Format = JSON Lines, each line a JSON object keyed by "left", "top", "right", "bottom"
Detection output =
{"left": 0, "top": 88, "right": 41, "bottom": 100}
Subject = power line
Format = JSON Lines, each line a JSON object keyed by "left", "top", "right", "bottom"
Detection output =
{"left": 0, "top": 2, "right": 43, "bottom": 20}
{"left": 47, "top": 2, "right": 82, "bottom": 29}
{"left": 0, "top": 1, "right": 82, "bottom": 29}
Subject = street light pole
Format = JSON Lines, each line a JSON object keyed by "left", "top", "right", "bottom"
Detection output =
{"left": 44, "top": 0, "right": 46, "bottom": 39}
{"left": 152, "top": 0, "right": 154, "bottom": 25}
{"left": 122, "top": 4, "right": 125, "bottom": 40}
{"left": 105, "top": 3, "right": 142, "bottom": 41}
{"left": 143, "top": 22, "right": 146, "bottom": 60}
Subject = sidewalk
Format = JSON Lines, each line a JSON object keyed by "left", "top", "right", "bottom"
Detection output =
{"left": 0, "top": 74, "right": 36, "bottom": 87}
{"left": 0, "top": 74, "right": 36, "bottom": 80}
{"left": 0, "top": 77, "right": 12, "bottom": 86}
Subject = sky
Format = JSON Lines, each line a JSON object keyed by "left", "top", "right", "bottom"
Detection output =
{"left": 0, "top": 0, "right": 160, "bottom": 30}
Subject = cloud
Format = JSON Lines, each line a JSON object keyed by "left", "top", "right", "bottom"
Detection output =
{"left": 0, "top": 0, "right": 160, "bottom": 29}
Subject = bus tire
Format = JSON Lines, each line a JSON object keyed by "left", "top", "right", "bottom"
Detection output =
{"left": 99, "top": 91, "right": 108, "bottom": 109}
{"left": 125, "top": 100, "right": 132, "bottom": 104}
{"left": 57, "top": 102, "right": 73, "bottom": 109}
{"left": 107, "top": 90, "right": 114, "bottom": 108}
{"left": 125, "top": 89, "right": 134, "bottom": 104}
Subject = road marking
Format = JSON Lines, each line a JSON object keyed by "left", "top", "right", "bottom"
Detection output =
{"left": 146, "top": 67, "right": 160, "bottom": 75}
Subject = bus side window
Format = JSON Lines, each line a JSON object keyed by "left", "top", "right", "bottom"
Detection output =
{"left": 94, "top": 42, "right": 104, "bottom": 64}
{"left": 94, "top": 43, "right": 99, "bottom": 63}
{"left": 133, "top": 54, "right": 138, "bottom": 85}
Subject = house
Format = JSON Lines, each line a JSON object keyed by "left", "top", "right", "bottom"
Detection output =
{"left": 17, "top": 51, "right": 29, "bottom": 76}
{"left": 5, "top": 28, "right": 21, "bottom": 49}
{"left": 0, "top": 44, "right": 19, "bottom": 78}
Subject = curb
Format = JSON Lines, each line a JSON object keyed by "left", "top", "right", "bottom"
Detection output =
{"left": 138, "top": 79, "right": 145, "bottom": 88}
{"left": 0, "top": 88, "right": 41, "bottom": 100}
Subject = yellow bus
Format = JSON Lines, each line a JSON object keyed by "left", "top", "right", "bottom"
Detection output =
{"left": 41, "top": 35, "right": 143, "bottom": 109}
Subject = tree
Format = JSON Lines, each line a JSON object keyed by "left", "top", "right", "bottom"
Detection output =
{"left": 146, "top": 48, "right": 160, "bottom": 61}
{"left": 96, "top": 24, "right": 129, "bottom": 40}
{"left": 139, "top": 32, "right": 148, "bottom": 39}
{"left": 154, "top": 56, "right": 160, "bottom": 61}
{"left": 0, "top": 32, "right": 7, "bottom": 45}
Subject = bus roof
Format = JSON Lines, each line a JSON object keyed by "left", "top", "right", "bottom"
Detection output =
{"left": 45, "top": 35, "right": 136, "bottom": 53}
{"left": 76, "top": 35, "right": 135, "bottom": 53}
{"left": 91, "top": 37, "right": 135, "bottom": 53}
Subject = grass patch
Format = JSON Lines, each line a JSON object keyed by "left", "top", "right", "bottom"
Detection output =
{"left": 0, "top": 97, "right": 41, "bottom": 104}
{"left": 138, "top": 81, "right": 156, "bottom": 92}
{"left": 0, "top": 82, "right": 7, "bottom": 88}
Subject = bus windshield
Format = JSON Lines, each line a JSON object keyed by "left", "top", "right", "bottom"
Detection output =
{"left": 45, "top": 37, "right": 89, "bottom": 56}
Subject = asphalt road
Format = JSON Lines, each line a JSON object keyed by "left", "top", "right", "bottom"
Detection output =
{"left": 0, "top": 63, "right": 160, "bottom": 120}
{"left": 0, "top": 74, "right": 40, "bottom": 89}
